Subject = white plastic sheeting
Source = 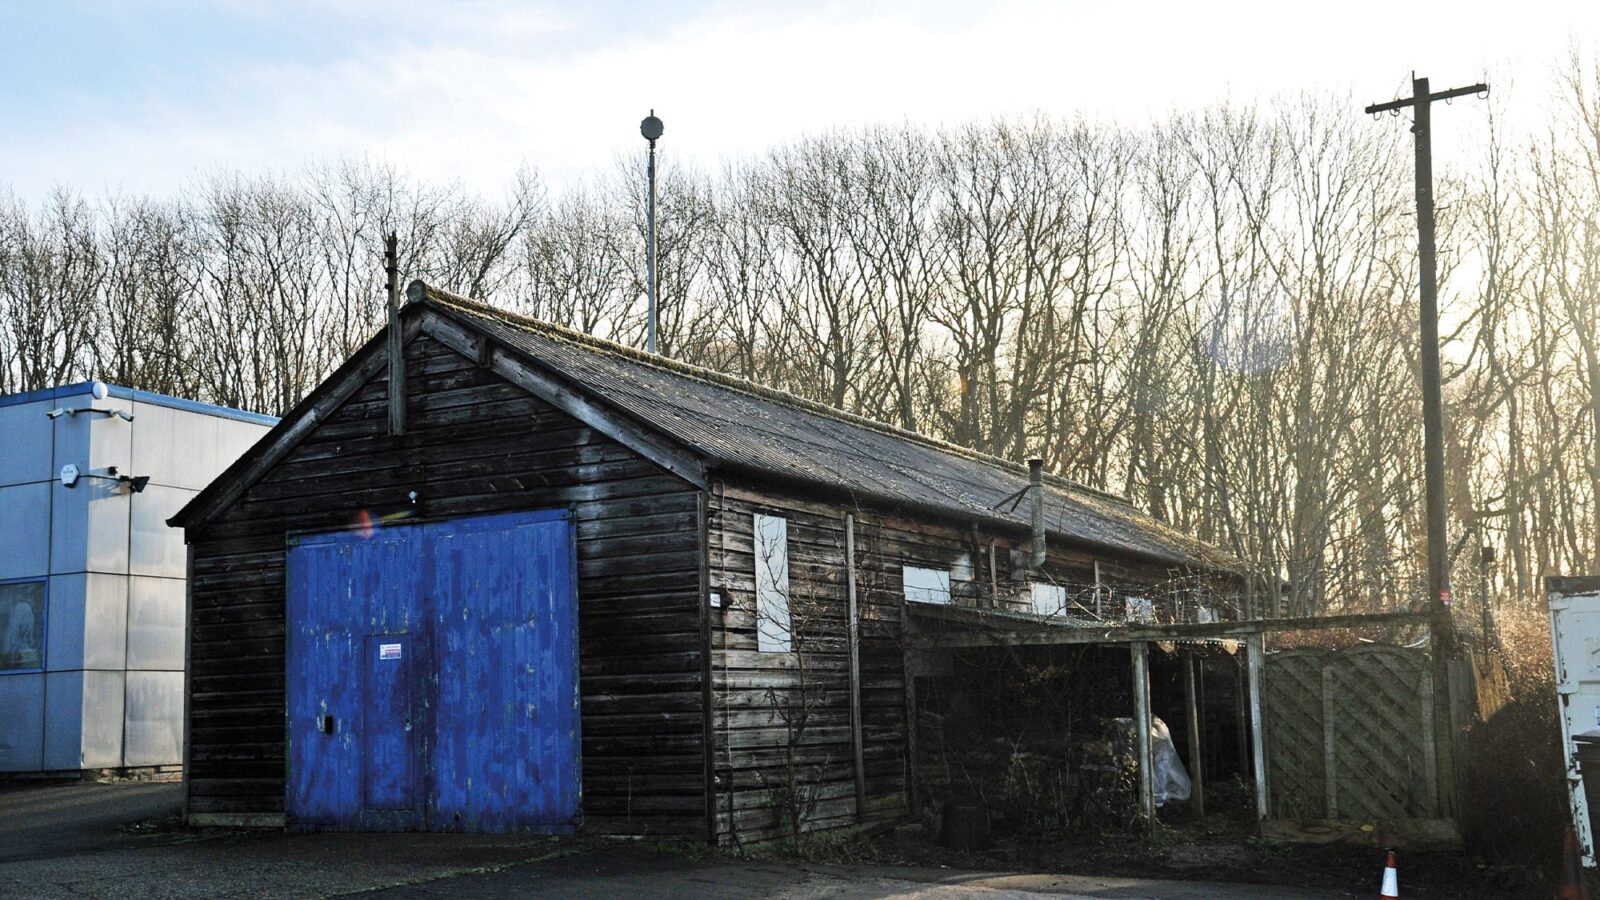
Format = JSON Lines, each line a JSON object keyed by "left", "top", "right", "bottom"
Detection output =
{"left": 1151, "top": 716, "right": 1192, "bottom": 806}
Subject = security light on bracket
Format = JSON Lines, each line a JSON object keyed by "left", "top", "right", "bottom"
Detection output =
{"left": 45, "top": 407, "right": 133, "bottom": 422}
{"left": 59, "top": 464, "right": 150, "bottom": 492}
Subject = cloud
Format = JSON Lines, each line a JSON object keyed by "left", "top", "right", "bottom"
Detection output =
{"left": 3, "top": 0, "right": 1597, "bottom": 202}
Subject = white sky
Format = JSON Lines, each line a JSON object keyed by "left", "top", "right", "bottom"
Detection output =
{"left": 2, "top": 0, "right": 1598, "bottom": 200}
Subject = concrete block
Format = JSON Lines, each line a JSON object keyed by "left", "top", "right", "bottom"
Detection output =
{"left": 0, "top": 673, "right": 45, "bottom": 771}
{"left": 127, "top": 576, "right": 183, "bottom": 671}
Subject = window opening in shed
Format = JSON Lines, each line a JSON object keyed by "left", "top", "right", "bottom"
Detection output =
{"left": 1030, "top": 582, "right": 1067, "bottom": 617}
{"left": 903, "top": 565, "right": 952, "bottom": 605}
{"left": 1126, "top": 595, "right": 1156, "bottom": 623}
{"left": 754, "top": 513, "right": 791, "bottom": 652}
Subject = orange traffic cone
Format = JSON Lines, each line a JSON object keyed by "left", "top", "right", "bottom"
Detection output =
{"left": 1560, "top": 826, "right": 1590, "bottom": 900}
{"left": 1379, "top": 849, "right": 1398, "bottom": 899}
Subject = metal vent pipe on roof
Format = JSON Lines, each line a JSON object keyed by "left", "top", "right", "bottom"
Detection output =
{"left": 1029, "top": 457, "right": 1046, "bottom": 569}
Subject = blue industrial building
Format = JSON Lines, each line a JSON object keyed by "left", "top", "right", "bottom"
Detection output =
{"left": 0, "top": 382, "right": 274, "bottom": 775}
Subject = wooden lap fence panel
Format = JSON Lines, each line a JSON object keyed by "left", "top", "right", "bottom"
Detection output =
{"left": 1265, "top": 645, "right": 1438, "bottom": 821}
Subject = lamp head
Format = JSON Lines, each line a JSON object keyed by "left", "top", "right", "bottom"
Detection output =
{"left": 640, "top": 111, "right": 664, "bottom": 142}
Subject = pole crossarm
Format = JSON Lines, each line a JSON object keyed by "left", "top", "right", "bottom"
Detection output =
{"left": 1365, "top": 83, "right": 1488, "bottom": 115}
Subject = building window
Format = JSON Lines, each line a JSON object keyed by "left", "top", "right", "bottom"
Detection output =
{"left": 754, "top": 513, "right": 791, "bottom": 652}
{"left": 903, "top": 566, "right": 951, "bottom": 605}
{"left": 1030, "top": 582, "right": 1067, "bottom": 617}
{"left": 0, "top": 578, "right": 46, "bottom": 672}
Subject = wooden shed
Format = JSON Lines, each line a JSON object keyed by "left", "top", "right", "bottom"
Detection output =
{"left": 170, "top": 281, "right": 1247, "bottom": 841}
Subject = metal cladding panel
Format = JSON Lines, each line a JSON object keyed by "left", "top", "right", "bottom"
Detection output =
{"left": 129, "top": 402, "right": 218, "bottom": 490}
{"left": 0, "top": 399, "right": 55, "bottom": 487}
{"left": 50, "top": 477, "right": 129, "bottom": 576}
{"left": 0, "top": 483, "right": 50, "bottom": 580}
{"left": 124, "top": 669, "right": 184, "bottom": 766}
{"left": 286, "top": 509, "right": 577, "bottom": 833}
{"left": 80, "top": 670, "right": 126, "bottom": 768}
{"left": 42, "top": 669, "right": 85, "bottom": 770}
{"left": 81, "top": 574, "right": 129, "bottom": 671}
{"left": 129, "top": 485, "right": 197, "bottom": 578}
{"left": 43, "top": 574, "right": 86, "bottom": 671}
{"left": 50, "top": 394, "right": 132, "bottom": 476}
{"left": 42, "top": 669, "right": 127, "bottom": 770}
{"left": 0, "top": 673, "right": 45, "bottom": 771}
{"left": 126, "top": 576, "right": 185, "bottom": 671}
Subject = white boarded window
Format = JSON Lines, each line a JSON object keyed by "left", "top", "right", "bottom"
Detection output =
{"left": 903, "top": 566, "right": 952, "bottom": 605}
{"left": 754, "top": 514, "right": 791, "bottom": 652}
{"left": 1031, "top": 582, "right": 1067, "bottom": 617}
{"left": 1126, "top": 595, "right": 1156, "bottom": 623}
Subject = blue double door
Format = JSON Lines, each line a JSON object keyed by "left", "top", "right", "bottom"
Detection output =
{"left": 286, "top": 510, "right": 579, "bottom": 832}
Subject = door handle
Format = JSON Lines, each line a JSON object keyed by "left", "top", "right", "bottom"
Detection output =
{"left": 318, "top": 714, "right": 335, "bottom": 734}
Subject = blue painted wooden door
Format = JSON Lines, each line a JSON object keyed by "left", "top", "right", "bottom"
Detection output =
{"left": 286, "top": 510, "right": 579, "bottom": 832}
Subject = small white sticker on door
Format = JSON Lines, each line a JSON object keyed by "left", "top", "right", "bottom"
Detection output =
{"left": 379, "top": 643, "right": 403, "bottom": 660}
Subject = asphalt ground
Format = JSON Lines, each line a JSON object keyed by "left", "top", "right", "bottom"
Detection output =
{"left": 0, "top": 781, "right": 1345, "bottom": 899}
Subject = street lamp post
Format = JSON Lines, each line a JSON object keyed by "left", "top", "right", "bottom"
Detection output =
{"left": 641, "top": 111, "right": 664, "bottom": 354}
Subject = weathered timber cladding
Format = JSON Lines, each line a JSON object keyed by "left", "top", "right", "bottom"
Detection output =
{"left": 707, "top": 481, "right": 899, "bottom": 843}
{"left": 185, "top": 333, "right": 706, "bottom": 834}
{"left": 703, "top": 473, "right": 1210, "bottom": 844}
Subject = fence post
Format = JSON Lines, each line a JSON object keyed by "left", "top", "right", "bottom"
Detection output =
{"left": 1322, "top": 663, "right": 1338, "bottom": 819}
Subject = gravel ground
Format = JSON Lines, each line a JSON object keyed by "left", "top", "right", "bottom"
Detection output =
{"left": 0, "top": 781, "right": 1365, "bottom": 898}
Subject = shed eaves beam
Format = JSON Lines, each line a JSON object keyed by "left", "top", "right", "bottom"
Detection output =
{"left": 419, "top": 312, "right": 708, "bottom": 491}
{"left": 904, "top": 609, "right": 1430, "bottom": 649}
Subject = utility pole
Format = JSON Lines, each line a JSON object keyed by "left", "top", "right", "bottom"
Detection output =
{"left": 640, "top": 111, "right": 664, "bottom": 354}
{"left": 1364, "top": 75, "right": 1486, "bottom": 647}
{"left": 1365, "top": 74, "right": 1488, "bottom": 819}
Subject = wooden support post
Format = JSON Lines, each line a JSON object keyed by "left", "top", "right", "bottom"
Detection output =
{"left": 1183, "top": 648, "right": 1205, "bottom": 817}
{"left": 1322, "top": 665, "right": 1338, "bottom": 819}
{"left": 1235, "top": 660, "right": 1250, "bottom": 786}
{"left": 1132, "top": 640, "right": 1155, "bottom": 837}
{"left": 845, "top": 513, "right": 866, "bottom": 820}
{"left": 1247, "top": 632, "right": 1268, "bottom": 820}
{"left": 384, "top": 232, "right": 405, "bottom": 436}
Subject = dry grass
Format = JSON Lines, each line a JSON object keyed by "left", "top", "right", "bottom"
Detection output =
{"left": 1462, "top": 603, "right": 1565, "bottom": 880}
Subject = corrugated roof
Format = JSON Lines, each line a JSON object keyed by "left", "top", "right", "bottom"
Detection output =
{"left": 411, "top": 281, "right": 1242, "bottom": 573}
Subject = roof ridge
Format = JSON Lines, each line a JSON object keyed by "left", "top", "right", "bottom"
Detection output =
{"left": 406, "top": 279, "right": 1137, "bottom": 509}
